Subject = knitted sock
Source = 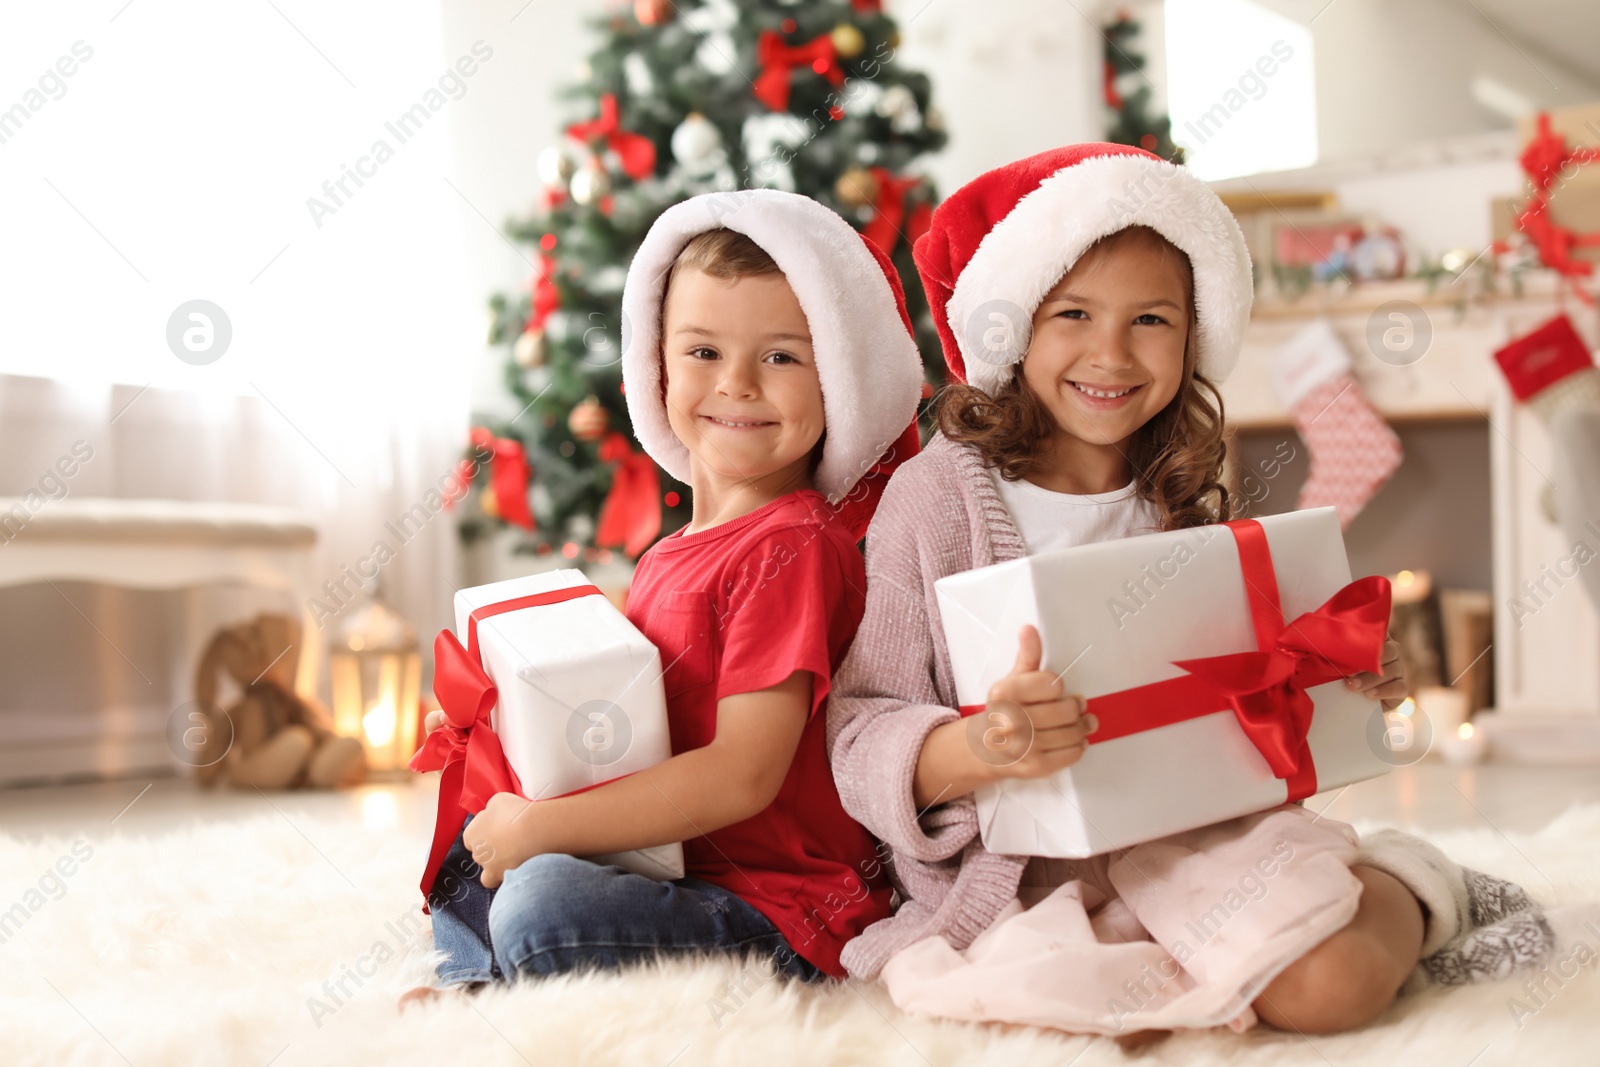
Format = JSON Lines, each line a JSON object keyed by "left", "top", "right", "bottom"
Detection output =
{"left": 1271, "top": 319, "right": 1403, "bottom": 530}
{"left": 1354, "top": 828, "right": 1596, "bottom": 994}
{"left": 1494, "top": 314, "right": 1600, "bottom": 426}
{"left": 1497, "top": 314, "right": 1600, "bottom": 610}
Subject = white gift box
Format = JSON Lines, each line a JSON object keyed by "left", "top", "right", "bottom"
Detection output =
{"left": 935, "top": 507, "right": 1392, "bottom": 858}
{"left": 455, "top": 570, "right": 684, "bottom": 879}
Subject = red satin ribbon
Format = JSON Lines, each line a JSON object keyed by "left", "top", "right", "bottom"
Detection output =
{"left": 469, "top": 427, "right": 535, "bottom": 531}
{"left": 409, "top": 583, "right": 605, "bottom": 907}
{"left": 595, "top": 430, "right": 663, "bottom": 558}
{"left": 957, "top": 519, "right": 1392, "bottom": 803}
{"left": 565, "top": 93, "right": 656, "bottom": 181}
{"left": 753, "top": 31, "right": 845, "bottom": 111}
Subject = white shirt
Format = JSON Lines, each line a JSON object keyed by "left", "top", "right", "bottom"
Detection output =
{"left": 987, "top": 467, "right": 1161, "bottom": 555}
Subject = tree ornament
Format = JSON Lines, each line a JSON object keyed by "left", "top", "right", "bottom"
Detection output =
{"left": 536, "top": 142, "right": 579, "bottom": 189}
{"left": 672, "top": 113, "right": 726, "bottom": 177}
{"left": 835, "top": 165, "right": 879, "bottom": 207}
{"left": 831, "top": 23, "right": 866, "bottom": 59}
{"left": 635, "top": 0, "right": 672, "bottom": 26}
{"left": 568, "top": 396, "right": 611, "bottom": 441}
{"left": 570, "top": 161, "right": 612, "bottom": 206}
{"left": 479, "top": 487, "right": 499, "bottom": 518}
{"left": 876, "top": 84, "right": 921, "bottom": 132}
{"left": 513, "top": 327, "right": 547, "bottom": 368}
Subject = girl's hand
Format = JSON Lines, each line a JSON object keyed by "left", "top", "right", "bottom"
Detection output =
{"left": 970, "top": 625, "right": 1098, "bottom": 780}
{"left": 1345, "top": 636, "right": 1406, "bottom": 711}
{"left": 462, "top": 792, "right": 542, "bottom": 889}
{"left": 424, "top": 709, "right": 447, "bottom": 735}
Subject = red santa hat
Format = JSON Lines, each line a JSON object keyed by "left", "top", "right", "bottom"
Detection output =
{"left": 913, "top": 143, "right": 1254, "bottom": 394}
{"left": 621, "top": 189, "right": 924, "bottom": 538}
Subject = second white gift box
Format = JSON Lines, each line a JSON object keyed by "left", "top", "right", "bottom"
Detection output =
{"left": 935, "top": 507, "right": 1393, "bottom": 858}
{"left": 455, "top": 570, "right": 684, "bottom": 879}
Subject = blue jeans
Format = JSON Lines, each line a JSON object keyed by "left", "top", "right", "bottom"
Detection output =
{"left": 428, "top": 815, "right": 824, "bottom": 986}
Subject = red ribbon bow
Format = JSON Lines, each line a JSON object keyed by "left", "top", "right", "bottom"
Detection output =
{"left": 530, "top": 251, "right": 560, "bottom": 332}
{"left": 595, "top": 430, "right": 663, "bottom": 558}
{"left": 468, "top": 427, "right": 535, "bottom": 531}
{"left": 1499, "top": 113, "right": 1600, "bottom": 305}
{"left": 565, "top": 93, "right": 656, "bottom": 181}
{"left": 409, "top": 584, "right": 604, "bottom": 907}
{"left": 753, "top": 31, "right": 845, "bottom": 112}
{"left": 959, "top": 519, "right": 1392, "bottom": 803}
{"left": 861, "top": 168, "right": 929, "bottom": 255}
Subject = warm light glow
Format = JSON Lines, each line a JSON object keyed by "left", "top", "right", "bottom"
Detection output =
{"left": 1459, "top": 722, "right": 1476, "bottom": 739}
{"left": 361, "top": 789, "right": 398, "bottom": 830}
{"left": 364, "top": 698, "right": 397, "bottom": 748}
{"left": 1397, "top": 698, "right": 1415, "bottom": 719}
{"left": 1396, "top": 570, "right": 1415, "bottom": 587}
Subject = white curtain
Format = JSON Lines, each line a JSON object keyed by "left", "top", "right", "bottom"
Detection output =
{"left": 0, "top": 1, "right": 481, "bottom": 770}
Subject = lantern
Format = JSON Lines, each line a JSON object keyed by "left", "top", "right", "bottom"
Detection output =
{"left": 329, "top": 590, "right": 422, "bottom": 776}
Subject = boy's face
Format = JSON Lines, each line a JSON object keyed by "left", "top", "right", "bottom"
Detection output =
{"left": 1020, "top": 229, "right": 1190, "bottom": 452}
{"left": 660, "top": 267, "right": 824, "bottom": 489}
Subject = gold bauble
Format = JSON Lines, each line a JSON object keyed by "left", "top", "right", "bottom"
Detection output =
{"left": 513, "top": 327, "right": 547, "bottom": 368}
{"left": 831, "top": 24, "right": 866, "bottom": 59}
{"left": 480, "top": 488, "right": 499, "bottom": 518}
{"left": 835, "top": 165, "right": 879, "bottom": 207}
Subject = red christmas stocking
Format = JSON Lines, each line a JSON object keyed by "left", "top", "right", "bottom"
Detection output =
{"left": 1495, "top": 315, "right": 1600, "bottom": 612}
{"left": 1272, "top": 320, "right": 1403, "bottom": 529}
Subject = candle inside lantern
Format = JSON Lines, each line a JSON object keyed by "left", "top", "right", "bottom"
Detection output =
{"left": 1440, "top": 720, "right": 1488, "bottom": 766}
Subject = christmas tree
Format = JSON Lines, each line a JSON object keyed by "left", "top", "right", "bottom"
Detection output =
{"left": 466, "top": 0, "right": 948, "bottom": 563}
{"left": 1101, "top": 11, "right": 1183, "bottom": 163}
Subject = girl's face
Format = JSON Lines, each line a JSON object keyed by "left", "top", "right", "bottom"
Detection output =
{"left": 660, "top": 267, "right": 825, "bottom": 489}
{"left": 1019, "top": 229, "right": 1191, "bottom": 455}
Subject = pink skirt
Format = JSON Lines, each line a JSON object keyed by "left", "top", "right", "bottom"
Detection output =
{"left": 879, "top": 804, "right": 1364, "bottom": 1035}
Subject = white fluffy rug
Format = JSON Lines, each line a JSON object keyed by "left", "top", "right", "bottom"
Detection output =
{"left": 4, "top": 804, "right": 1598, "bottom": 1067}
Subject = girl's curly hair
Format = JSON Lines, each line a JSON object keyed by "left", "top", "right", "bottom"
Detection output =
{"left": 934, "top": 226, "right": 1232, "bottom": 531}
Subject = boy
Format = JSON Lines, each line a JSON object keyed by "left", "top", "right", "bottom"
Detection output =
{"left": 406, "top": 190, "right": 924, "bottom": 1002}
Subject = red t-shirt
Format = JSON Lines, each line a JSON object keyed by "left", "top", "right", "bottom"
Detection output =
{"left": 625, "top": 489, "right": 892, "bottom": 977}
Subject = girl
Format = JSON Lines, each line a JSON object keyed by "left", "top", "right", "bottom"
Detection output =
{"left": 828, "top": 144, "right": 1571, "bottom": 1037}
{"left": 402, "top": 190, "right": 924, "bottom": 1006}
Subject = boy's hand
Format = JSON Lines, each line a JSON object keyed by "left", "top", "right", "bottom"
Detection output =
{"left": 968, "top": 625, "right": 1097, "bottom": 780}
{"left": 462, "top": 792, "right": 542, "bottom": 889}
{"left": 1345, "top": 636, "right": 1406, "bottom": 711}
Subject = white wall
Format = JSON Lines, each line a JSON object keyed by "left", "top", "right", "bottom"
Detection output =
{"left": 439, "top": 0, "right": 603, "bottom": 421}
{"left": 1254, "top": 0, "right": 1599, "bottom": 165}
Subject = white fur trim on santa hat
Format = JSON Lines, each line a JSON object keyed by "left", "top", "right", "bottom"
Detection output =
{"left": 945, "top": 152, "right": 1253, "bottom": 394}
{"left": 620, "top": 189, "right": 922, "bottom": 504}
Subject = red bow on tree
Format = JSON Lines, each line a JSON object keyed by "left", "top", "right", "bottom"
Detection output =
{"left": 565, "top": 93, "right": 656, "bottom": 181}
{"left": 468, "top": 427, "right": 535, "bottom": 530}
{"left": 530, "top": 251, "right": 560, "bottom": 331}
{"left": 753, "top": 31, "right": 845, "bottom": 112}
{"left": 861, "top": 167, "right": 931, "bottom": 255}
{"left": 595, "top": 431, "right": 662, "bottom": 558}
